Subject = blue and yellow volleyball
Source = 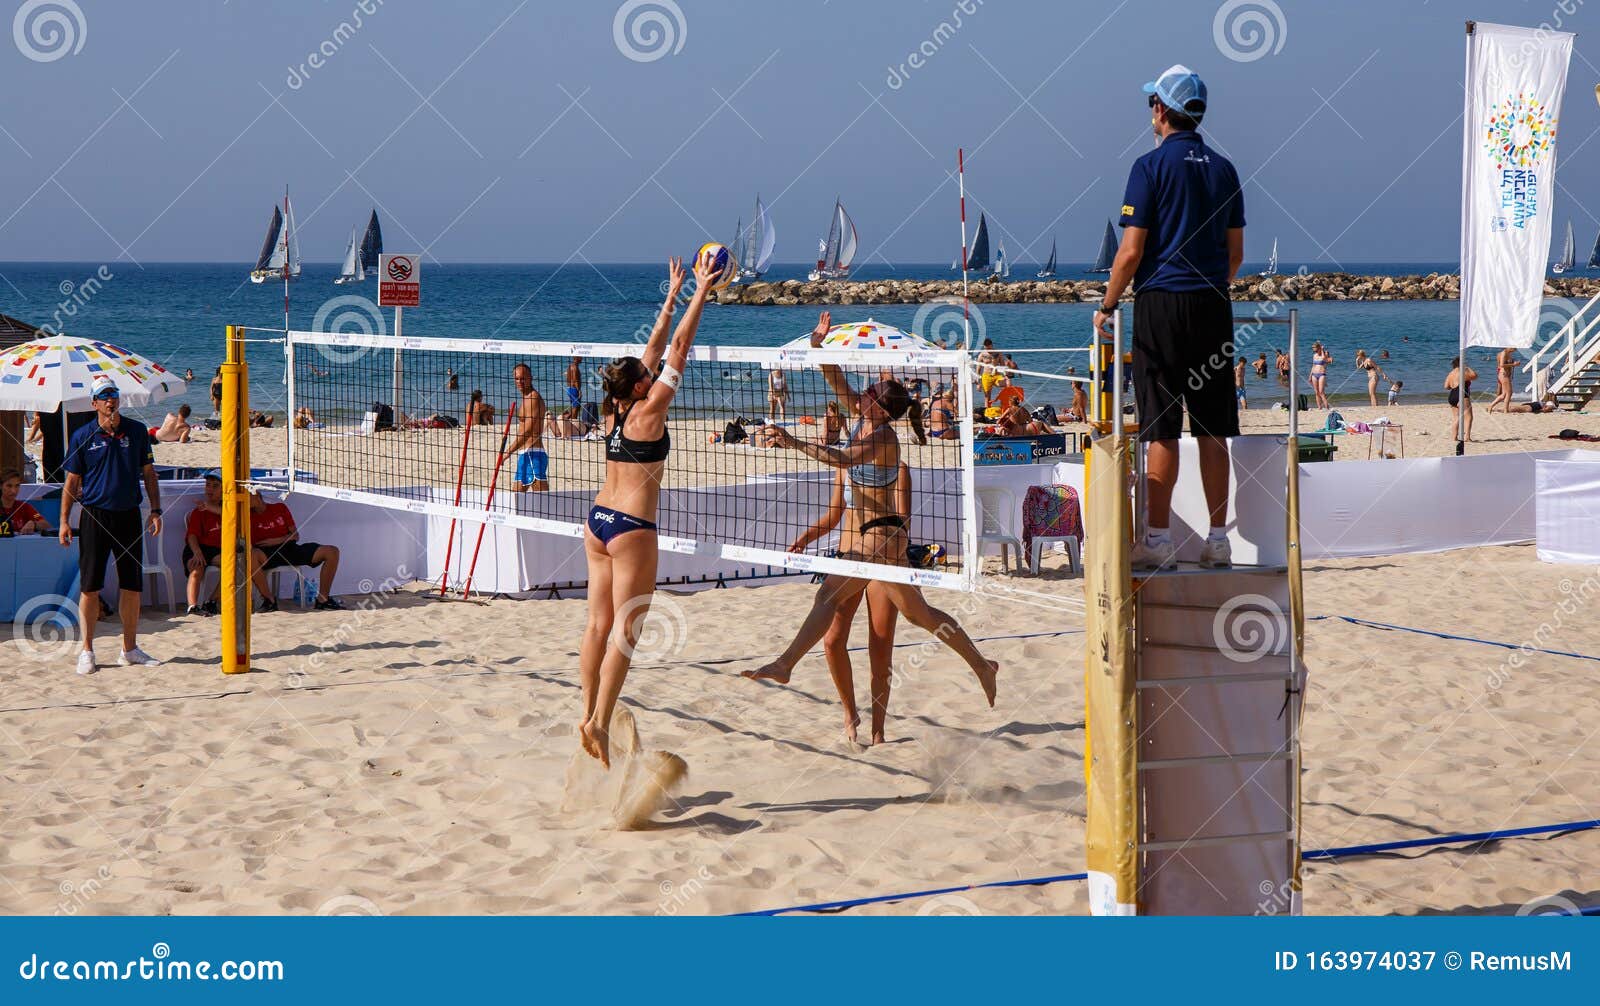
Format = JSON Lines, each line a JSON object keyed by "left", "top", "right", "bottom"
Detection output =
{"left": 696, "top": 242, "right": 736, "bottom": 291}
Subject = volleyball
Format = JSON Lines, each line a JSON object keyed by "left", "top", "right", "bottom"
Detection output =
{"left": 696, "top": 242, "right": 735, "bottom": 291}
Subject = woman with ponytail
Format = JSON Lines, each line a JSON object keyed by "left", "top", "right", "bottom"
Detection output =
{"left": 578, "top": 251, "right": 718, "bottom": 767}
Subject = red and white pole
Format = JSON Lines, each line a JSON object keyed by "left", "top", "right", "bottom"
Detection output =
{"left": 958, "top": 148, "right": 971, "bottom": 351}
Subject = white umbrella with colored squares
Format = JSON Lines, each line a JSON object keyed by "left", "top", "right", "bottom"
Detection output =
{"left": 0, "top": 334, "right": 186, "bottom": 412}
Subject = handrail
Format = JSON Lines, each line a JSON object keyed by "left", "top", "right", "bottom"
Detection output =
{"left": 1521, "top": 291, "right": 1600, "bottom": 402}
{"left": 1522, "top": 290, "right": 1600, "bottom": 376}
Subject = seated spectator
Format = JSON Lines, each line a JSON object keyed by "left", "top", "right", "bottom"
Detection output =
{"left": 0, "top": 467, "right": 51, "bottom": 535}
{"left": 248, "top": 410, "right": 275, "bottom": 428}
{"left": 927, "top": 391, "right": 959, "bottom": 440}
{"left": 997, "top": 402, "right": 1051, "bottom": 436}
{"left": 182, "top": 471, "right": 224, "bottom": 616}
{"left": 1064, "top": 382, "right": 1089, "bottom": 422}
{"left": 154, "top": 404, "right": 194, "bottom": 443}
{"left": 467, "top": 390, "right": 494, "bottom": 427}
{"left": 248, "top": 491, "right": 343, "bottom": 612}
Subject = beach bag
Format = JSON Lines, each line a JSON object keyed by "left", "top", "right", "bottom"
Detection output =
{"left": 1298, "top": 394, "right": 1309, "bottom": 411}
{"left": 580, "top": 401, "right": 599, "bottom": 428}
{"left": 1032, "top": 404, "right": 1059, "bottom": 426}
{"left": 906, "top": 542, "right": 945, "bottom": 568}
{"left": 722, "top": 418, "right": 747, "bottom": 444}
{"left": 371, "top": 401, "right": 395, "bottom": 432}
{"left": 1326, "top": 409, "right": 1345, "bottom": 431}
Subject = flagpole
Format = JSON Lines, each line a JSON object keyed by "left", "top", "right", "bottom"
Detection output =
{"left": 1458, "top": 21, "right": 1474, "bottom": 457}
{"left": 958, "top": 148, "right": 971, "bottom": 351}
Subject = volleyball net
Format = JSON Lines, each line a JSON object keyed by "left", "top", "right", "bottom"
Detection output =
{"left": 282, "top": 330, "right": 977, "bottom": 591}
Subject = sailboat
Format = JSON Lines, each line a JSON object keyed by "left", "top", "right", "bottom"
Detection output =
{"left": 1037, "top": 237, "right": 1057, "bottom": 278}
{"left": 1088, "top": 219, "right": 1117, "bottom": 274}
{"left": 1588, "top": 227, "right": 1600, "bottom": 271}
{"left": 249, "top": 196, "right": 301, "bottom": 284}
{"left": 967, "top": 213, "right": 991, "bottom": 274}
{"left": 1260, "top": 237, "right": 1279, "bottom": 276}
{"left": 995, "top": 239, "right": 1010, "bottom": 279}
{"left": 358, "top": 209, "right": 382, "bottom": 275}
{"left": 807, "top": 198, "right": 858, "bottom": 281}
{"left": 1553, "top": 221, "right": 1576, "bottom": 274}
{"left": 735, "top": 196, "right": 776, "bottom": 282}
{"left": 334, "top": 227, "right": 364, "bottom": 285}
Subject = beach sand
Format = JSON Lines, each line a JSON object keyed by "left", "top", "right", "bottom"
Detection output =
{"left": 3, "top": 402, "right": 1597, "bottom": 916}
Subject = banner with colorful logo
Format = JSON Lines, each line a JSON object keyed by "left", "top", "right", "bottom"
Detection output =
{"left": 1460, "top": 22, "right": 1574, "bottom": 349}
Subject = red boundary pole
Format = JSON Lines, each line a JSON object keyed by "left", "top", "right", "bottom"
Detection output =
{"left": 437, "top": 408, "right": 478, "bottom": 595}
{"left": 462, "top": 402, "right": 518, "bottom": 601}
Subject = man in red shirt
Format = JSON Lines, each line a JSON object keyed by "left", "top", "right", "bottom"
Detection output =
{"left": 182, "top": 471, "right": 224, "bottom": 616}
{"left": 248, "top": 491, "right": 343, "bottom": 611}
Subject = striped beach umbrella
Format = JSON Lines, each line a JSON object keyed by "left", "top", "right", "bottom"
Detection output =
{"left": 0, "top": 334, "right": 185, "bottom": 411}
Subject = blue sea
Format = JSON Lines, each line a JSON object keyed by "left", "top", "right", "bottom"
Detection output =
{"left": 0, "top": 260, "right": 1539, "bottom": 423}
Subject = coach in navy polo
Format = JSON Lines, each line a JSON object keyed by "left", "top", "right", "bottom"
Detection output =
{"left": 1093, "top": 64, "right": 1245, "bottom": 572}
{"left": 60, "top": 373, "right": 164, "bottom": 675}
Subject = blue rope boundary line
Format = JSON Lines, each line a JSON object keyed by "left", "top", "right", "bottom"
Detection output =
{"left": 1312, "top": 614, "right": 1600, "bottom": 664}
{"left": 734, "top": 821, "right": 1600, "bottom": 916}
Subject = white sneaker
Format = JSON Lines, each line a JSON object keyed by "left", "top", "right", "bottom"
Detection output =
{"left": 1130, "top": 537, "right": 1179, "bottom": 572}
{"left": 118, "top": 647, "right": 161, "bottom": 667}
{"left": 1198, "top": 537, "right": 1233, "bottom": 569}
{"left": 76, "top": 651, "right": 96, "bottom": 676}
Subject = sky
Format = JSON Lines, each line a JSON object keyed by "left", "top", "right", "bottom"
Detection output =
{"left": 0, "top": 0, "right": 1596, "bottom": 266}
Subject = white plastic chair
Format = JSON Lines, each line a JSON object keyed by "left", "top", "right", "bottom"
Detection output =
{"left": 141, "top": 511, "right": 176, "bottom": 613}
{"left": 1030, "top": 534, "right": 1082, "bottom": 577}
{"left": 268, "top": 565, "right": 317, "bottom": 608}
{"left": 976, "top": 486, "right": 1025, "bottom": 574}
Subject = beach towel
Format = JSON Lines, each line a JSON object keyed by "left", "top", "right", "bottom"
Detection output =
{"left": 1021, "top": 484, "right": 1082, "bottom": 555}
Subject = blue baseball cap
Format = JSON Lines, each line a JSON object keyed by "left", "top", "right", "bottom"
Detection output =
{"left": 203, "top": 469, "right": 222, "bottom": 482}
{"left": 90, "top": 374, "right": 120, "bottom": 400}
{"left": 1142, "top": 64, "right": 1207, "bottom": 122}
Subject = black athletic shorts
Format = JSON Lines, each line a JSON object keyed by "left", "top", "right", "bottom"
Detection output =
{"left": 78, "top": 505, "right": 144, "bottom": 593}
{"left": 260, "top": 541, "right": 324, "bottom": 570}
{"left": 181, "top": 543, "right": 221, "bottom": 568}
{"left": 1131, "top": 289, "right": 1240, "bottom": 442}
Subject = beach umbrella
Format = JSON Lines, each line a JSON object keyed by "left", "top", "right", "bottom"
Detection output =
{"left": 0, "top": 333, "right": 185, "bottom": 412}
{"left": 771, "top": 319, "right": 946, "bottom": 377}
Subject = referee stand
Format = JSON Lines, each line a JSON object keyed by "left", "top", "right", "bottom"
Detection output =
{"left": 1084, "top": 308, "right": 1307, "bottom": 915}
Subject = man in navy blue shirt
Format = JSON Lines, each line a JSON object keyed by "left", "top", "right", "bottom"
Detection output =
{"left": 60, "top": 374, "right": 164, "bottom": 675}
{"left": 1093, "top": 64, "right": 1245, "bottom": 571}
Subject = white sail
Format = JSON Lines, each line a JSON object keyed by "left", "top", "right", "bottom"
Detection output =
{"left": 1553, "top": 221, "right": 1575, "bottom": 273}
{"left": 836, "top": 202, "right": 858, "bottom": 270}
{"left": 283, "top": 196, "right": 301, "bottom": 278}
{"left": 1262, "top": 237, "right": 1279, "bottom": 276}
{"left": 754, "top": 196, "right": 775, "bottom": 274}
{"left": 335, "top": 227, "right": 362, "bottom": 284}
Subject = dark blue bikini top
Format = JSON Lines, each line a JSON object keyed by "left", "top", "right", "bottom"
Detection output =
{"left": 606, "top": 402, "right": 670, "bottom": 464}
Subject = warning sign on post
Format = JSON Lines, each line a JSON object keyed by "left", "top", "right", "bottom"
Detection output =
{"left": 378, "top": 254, "right": 420, "bottom": 307}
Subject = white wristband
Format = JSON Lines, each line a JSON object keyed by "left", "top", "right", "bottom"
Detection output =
{"left": 658, "top": 364, "right": 682, "bottom": 390}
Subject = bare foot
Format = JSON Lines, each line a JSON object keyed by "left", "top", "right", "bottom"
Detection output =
{"left": 870, "top": 731, "right": 886, "bottom": 746}
{"left": 741, "top": 661, "right": 792, "bottom": 684}
{"left": 844, "top": 713, "right": 861, "bottom": 747}
{"left": 580, "top": 720, "right": 611, "bottom": 769}
{"left": 973, "top": 659, "right": 999, "bottom": 707}
{"left": 577, "top": 721, "right": 599, "bottom": 760}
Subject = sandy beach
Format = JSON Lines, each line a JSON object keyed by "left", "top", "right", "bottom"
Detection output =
{"left": 1, "top": 400, "right": 1596, "bottom": 916}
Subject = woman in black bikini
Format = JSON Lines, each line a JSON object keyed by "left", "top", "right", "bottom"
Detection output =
{"left": 745, "top": 312, "right": 998, "bottom": 706}
{"left": 1445, "top": 356, "right": 1477, "bottom": 444}
{"left": 578, "top": 252, "right": 716, "bottom": 767}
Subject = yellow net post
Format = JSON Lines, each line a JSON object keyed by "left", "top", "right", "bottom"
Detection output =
{"left": 220, "top": 325, "right": 252, "bottom": 675}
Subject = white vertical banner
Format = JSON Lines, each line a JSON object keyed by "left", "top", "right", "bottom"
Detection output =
{"left": 1460, "top": 22, "right": 1574, "bottom": 349}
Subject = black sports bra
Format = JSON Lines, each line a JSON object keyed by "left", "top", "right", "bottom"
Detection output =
{"left": 606, "top": 403, "right": 670, "bottom": 464}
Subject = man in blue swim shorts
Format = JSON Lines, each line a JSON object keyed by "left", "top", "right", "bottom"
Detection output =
{"left": 507, "top": 362, "right": 550, "bottom": 492}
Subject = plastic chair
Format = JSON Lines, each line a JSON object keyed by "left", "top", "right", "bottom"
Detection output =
{"left": 1020, "top": 484, "right": 1084, "bottom": 578}
{"left": 268, "top": 566, "right": 317, "bottom": 608}
{"left": 976, "top": 486, "right": 1025, "bottom": 574}
{"left": 1030, "top": 535, "right": 1082, "bottom": 577}
{"left": 141, "top": 511, "right": 176, "bottom": 613}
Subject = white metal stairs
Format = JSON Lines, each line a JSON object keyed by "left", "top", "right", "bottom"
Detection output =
{"left": 1525, "top": 292, "right": 1600, "bottom": 410}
